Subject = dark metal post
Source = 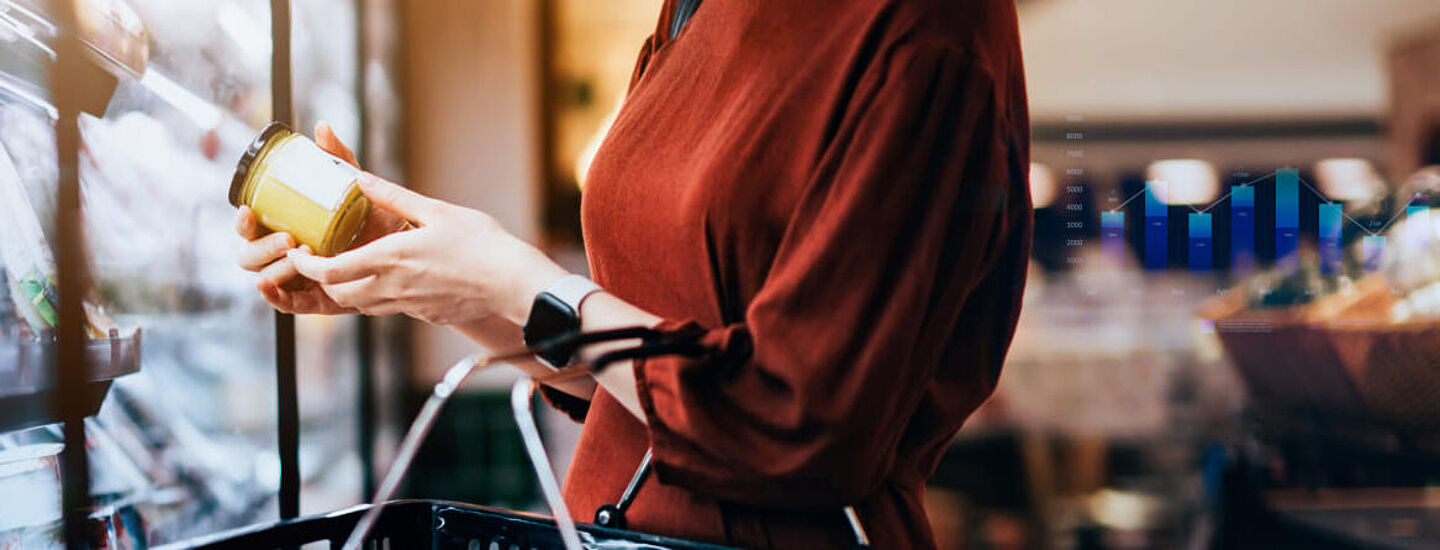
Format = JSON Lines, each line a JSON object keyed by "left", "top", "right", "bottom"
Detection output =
{"left": 271, "top": 0, "right": 301, "bottom": 522}
{"left": 51, "top": 2, "right": 91, "bottom": 547}
{"left": 354, "top": 0, "right": 378, "bottom": 498}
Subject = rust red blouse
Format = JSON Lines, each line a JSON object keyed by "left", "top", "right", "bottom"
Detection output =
{"left": 550, "top": 0, "right": 1032, "bottom": 547}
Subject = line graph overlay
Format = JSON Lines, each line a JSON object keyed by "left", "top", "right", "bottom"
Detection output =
{"left": 1108, "top": 171, "right": 1275, "bottom": 214}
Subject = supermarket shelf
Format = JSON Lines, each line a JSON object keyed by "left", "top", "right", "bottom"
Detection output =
{"left": 0, "top": 327, "right": 140, "bottom": 431}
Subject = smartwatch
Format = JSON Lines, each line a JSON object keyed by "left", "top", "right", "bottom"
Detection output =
{"left": 522, "top": 274, "right": 604, "bottom": 367}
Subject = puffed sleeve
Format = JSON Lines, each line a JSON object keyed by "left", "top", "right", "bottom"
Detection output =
{"left": 633, "top": 43, "right": 1028, "bottom": 508}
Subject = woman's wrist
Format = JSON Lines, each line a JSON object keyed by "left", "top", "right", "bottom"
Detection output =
{"left": 504, "top": 254, "right": 572, "bottom": 326}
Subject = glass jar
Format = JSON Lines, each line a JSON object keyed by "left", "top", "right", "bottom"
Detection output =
{"left": 229, "top": 122, "right": 370, "bottom": 256}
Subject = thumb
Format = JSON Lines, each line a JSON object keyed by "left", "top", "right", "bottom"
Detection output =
{"left": 314, "top": 121, "right": 359, "bottom": 167}
{"left": 356, "top": 173, "right": 443, "bottom": 225}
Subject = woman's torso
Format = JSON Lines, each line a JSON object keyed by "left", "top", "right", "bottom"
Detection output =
{"left": 567, "top": 0, "right": 1030, "bottom": 547}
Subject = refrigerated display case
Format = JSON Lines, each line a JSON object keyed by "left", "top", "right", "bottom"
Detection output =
{"left": 0, "top": 0, "right": 387, "bottom": 546}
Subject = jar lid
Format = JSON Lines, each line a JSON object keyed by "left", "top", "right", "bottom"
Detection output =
{"left": 229, "top": 121, "right": 294, "bottom": 207}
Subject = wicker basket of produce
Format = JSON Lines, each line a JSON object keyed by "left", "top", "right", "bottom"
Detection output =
{"left": 1312, "top": 275, "right": 1440, "bottom": 427}
{"left": 1199, "top": 268, "right": 1378, "bottom": 418}
{"left": 1205, "top": 259, "right": 1440, "bottom": 426}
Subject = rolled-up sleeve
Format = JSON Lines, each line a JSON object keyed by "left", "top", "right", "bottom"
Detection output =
{"left": 633, "top": 43, "right": 1027, "bottom": 508}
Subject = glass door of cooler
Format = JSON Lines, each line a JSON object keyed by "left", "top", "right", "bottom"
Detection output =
{"left": 90, "top": 0, "right": 282, "bottom": 542}
{"left": 0, "top": 0, "right": 368, "bottom": 546}
{"left": 289, "top": 0, "right": 367, "bottom": 517}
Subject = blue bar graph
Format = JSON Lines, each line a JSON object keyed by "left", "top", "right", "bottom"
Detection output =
{"left": 1102, "top": 211, "right": 1125, "bottom": 265}
{"left": 1363, "top": 235, "right": 1386, "bottom": 272}
{"left": 1188, "top": 213, "right": 1212, "bottom": 271}
{"left": 1145, "top": 180, "right": 1168, "bottom": 270}
{"left": 1231, "top": 186, "right": 1255, "bottom": 273}
{"left": 1318, "top": 203, "right": 1342, "bottom": 275}
{"left": 1275, "top": 169, "right": 1299, "bottom": 270}
{"left": 1099, "top": 168, "right": 1418, "bottom": 275}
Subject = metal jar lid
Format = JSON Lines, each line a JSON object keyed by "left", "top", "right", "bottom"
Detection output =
{"left": 229, "top": 121, "right": 294, "bottom": 207}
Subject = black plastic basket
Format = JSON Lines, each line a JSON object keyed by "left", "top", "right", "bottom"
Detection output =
{"left": 162, "top": 499, "right": 736, "bottom": 549}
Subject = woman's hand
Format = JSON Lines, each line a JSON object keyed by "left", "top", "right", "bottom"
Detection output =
{"left": 235, "top": 122, "right": 405, "bottom": 314}
{"left": 287, "top": 174, "right": 570, "bottom": 326}
{"left": 237, "top": 205, "right": 358, "bottom": 314}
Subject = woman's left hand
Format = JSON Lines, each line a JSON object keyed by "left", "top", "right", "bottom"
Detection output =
{"left": 288, "top": 173, "right": 569, "bottom": 326}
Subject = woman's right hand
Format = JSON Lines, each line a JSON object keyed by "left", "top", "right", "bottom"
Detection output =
{"left": 235, "top": 121, "right": 405, "bottom": 314}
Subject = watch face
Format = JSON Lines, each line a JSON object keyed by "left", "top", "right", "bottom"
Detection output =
{"left": 525, "top": 292, "right": 581, "bottom": 366}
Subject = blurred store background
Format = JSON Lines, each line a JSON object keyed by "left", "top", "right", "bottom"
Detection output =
{"left": 5, "top": 0, "right": 1440, "bottom": 548}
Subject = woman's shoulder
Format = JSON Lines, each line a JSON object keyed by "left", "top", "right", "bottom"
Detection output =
{"left": 831, "top": 0, "right": 1024, "bottom": 72}
{"left": 869, "top": 0, "right": 1019, "bottom": 77}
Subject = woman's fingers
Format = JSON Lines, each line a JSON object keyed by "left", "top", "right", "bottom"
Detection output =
{"left": 318, "top": 276, "right": 405, "bottom": 316}
{"left": 257, "top": 255, "right": 302, "bottom": 289}
{"left": 239, "top": 231, "right": 296, "bottom": 272}
{"left": 235, "top": 206, "right": 268, "bottom": 240}
{"left": 288, "top": 244, "right": 382, "bottom": 284}
{"left": 257, "top": 266, "right": 360, "bottom": 315}
{"left": 262, "top": 284, "right": 359, "bottom": 315}
{"left": 355, "top": 173, "right": 443, "bottom": 226}
{"left": 321, "top": 276, "right": 381, "bottom": 309}
{"left": 289, "top": 287, "right": 360, "bottom": 315}
{"left": 315, "top": 121, "right": 359, "bottom": 167}
{"left": 257, "top": 279, "right": 290, "bottom": 312}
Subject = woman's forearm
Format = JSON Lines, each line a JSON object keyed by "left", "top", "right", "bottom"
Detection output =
{"left": 448, "top": 259, "right": 661, "bottom": 418}
{"left": 482, "top": 258, "right": 661, "bottom": 423}
{"left": 451, "top": 315, "right": 598, "bottom": 400}
{"left": 574, "top": 292, "right": 663, "bottom": 423}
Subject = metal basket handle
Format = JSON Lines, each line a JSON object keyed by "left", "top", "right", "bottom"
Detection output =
{"left": 512, "top": 378, "right": 586, "bottom": 550}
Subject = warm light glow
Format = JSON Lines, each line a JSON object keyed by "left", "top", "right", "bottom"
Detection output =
{"left": 574, "top": 97, "right": 623, "bottom": 190}
{"left": 1087, "top": 489, "right": 1158, "bottom": 532}
{"left": 1029, "top": 162, "right": 1057, "bottom": 209}
{"left": 1314, "top": 158, "right": 1383, "bottom": 202}
{"left": 1146, "top": 159, "right": 1219, "bottom": 205}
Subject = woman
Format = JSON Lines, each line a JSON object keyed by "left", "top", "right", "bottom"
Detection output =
{"left": 237, "top": 0, "right": 1031, "bottom": 547}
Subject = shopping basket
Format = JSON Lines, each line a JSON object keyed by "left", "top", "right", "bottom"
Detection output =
{"left": 161, "top": 499, "right": 734, "bottom": 549}
{"left": 164, "top": 327, "right": 869, "bottom": 549}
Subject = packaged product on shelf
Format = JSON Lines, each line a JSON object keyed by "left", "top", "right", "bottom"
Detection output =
{"left": 0, "top": 443, "right": 64, "bottom": 547}
{"left": 0, "top": 138, "right": 122, "bottom": 339}
{"left": 0, "top": 145, "right": 60, "bottom": 337}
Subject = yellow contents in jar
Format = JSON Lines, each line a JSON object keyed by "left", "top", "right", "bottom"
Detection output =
{"left": 230, "top": 122, "right": 371, "bottom": 256}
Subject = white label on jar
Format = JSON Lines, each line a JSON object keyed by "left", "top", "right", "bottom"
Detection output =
{"left": 266, "top": 137, "right": 361, "bottom": 210}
